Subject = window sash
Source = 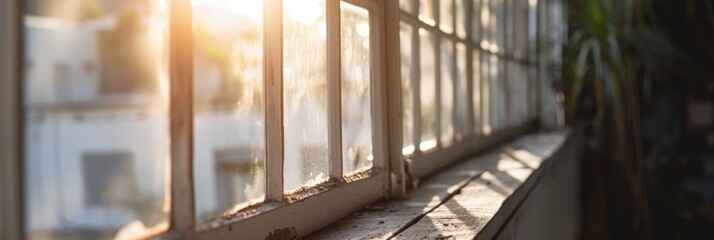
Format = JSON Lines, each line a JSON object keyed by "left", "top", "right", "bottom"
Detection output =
{"left": 1, "top": 0, "right": 23, "bottom": 239}
{"left": 0, "top": 0, "right": 556, "bottom": 238}
{"left": 184, "top": 0, "right": 391, "bottom": 236}
{"left": 398, "top": 0, "right": 541, "bottom": 180}
{"left": 185, "top": 0, "right": 390, "bottom": 233}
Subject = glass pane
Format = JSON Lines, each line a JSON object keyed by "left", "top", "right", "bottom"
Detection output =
{"left": 400, "top": 23, "right": 416, "bottom": 155}
{"left": 440, "top": 40, "right": 454, "bottom": 146}
{"left": 518, "top": 63, "right": 528, "bottom": 123}
{"left": 439, "top": 0, "right": 454, "bottom": 33}
{"left": 482, "top": 52, "right": 492, "bottom": 135}
{"left": 24, "top": 1, "right": 168, "bottom": 239}
{"left": 492, "top": 0, "right": 506, "bottom": 52}
{"left": 514, "top": 0, "right": 527, "bottom": 59}
{"left": 492, "top": 55, "right": 505, "bottom": 131}
{"left": 400, "top": 0, "right": 414, "bottom": 14}
{"left": 490, "top": 55, "right": 499, "bottom": 131}
{"left": 456, "top": 43, "right": 469, "bottom": 137}
{"left": 192, "top": 0, "right": 265, "bottom": 222}
{"left": 528, "top": 0, "right": 538, "bottom": 61}
{"left": 456, "top": 0, "right": 467, "bottom": 39}
{"left": 480, "top": 0, "right": 491, "bottom": 50}
{"left": 419, "top": 0, "right": 436, "bottom": 25}
{"left": 472, "top": 49, "right": 482, "bottom": 135}
{"left": 504, "top": 0, "right": 513, "bottom": 55}
{"left": 283, "top": 0, "right": 329, "bottom": 192}
{"left": 505, "top": 61, "right": 515, "bottom": 126}
{"left": 340, "top": 3, "right": 373, "bottom": 175}
{"left": 419, "top": 29, "right": 437, "bottom": 151}
{"left": 529, "top": 65, "right": 537, "bottom": 118}
{"left": 472, "top": 0, "right": 481, "bottom": 43}
{"left": 487, "top": 0, "right": 498, "bottom": 52}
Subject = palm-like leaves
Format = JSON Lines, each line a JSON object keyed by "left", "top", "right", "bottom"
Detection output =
{"left": 564, "top": 0, "right": 691, "bottom": 235}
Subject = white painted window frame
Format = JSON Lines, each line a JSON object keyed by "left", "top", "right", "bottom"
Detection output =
{"left": 398, "top": 0, "right": 541, "bottom": 179}
{"left": 1, "top": 0, "right": 23, "bottom": 239}
{"left": 0, "top": 0, "right": 556, "bottom": 239}
{"left": 1, "top": 0, "right": 394, "bottom": 239}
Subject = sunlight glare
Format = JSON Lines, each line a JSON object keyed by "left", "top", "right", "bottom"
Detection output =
{"left": 529, "top": 0, "right": 538, "bottom": 7}
{"left": 155, "top": 0, "right": 167, "bottom": 11}
{"left": 191, "top": 0, "right": 263, "bottom": 23}
{"left": 285, "top": 0, "right": 323, "bottom": 25}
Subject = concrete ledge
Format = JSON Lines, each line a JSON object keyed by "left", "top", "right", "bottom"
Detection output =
{"left": 307, "top": 130, "right": 579, "bottom": 239}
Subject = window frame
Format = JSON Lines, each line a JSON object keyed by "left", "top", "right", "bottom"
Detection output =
{"left": 1, "top": 0, "right": 23, "bottom": 239}
{"left": 194, "top": 0, "right": 392, "bottom": 238}
{"left": 3, "top": 0, "right": 393, "bottom": 239}
{"left": 0, "top": 0, "right": 557, "bottom": 239}
{"left": 398, "top": 0, "right": 540, "bottom": 179}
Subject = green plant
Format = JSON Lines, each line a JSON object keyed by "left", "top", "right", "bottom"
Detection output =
{"left": 564, "top": 0, "right": 691, "bottom": 236}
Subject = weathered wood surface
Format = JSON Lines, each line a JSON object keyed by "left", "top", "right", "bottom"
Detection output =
{"left": 307, "top": 131, "right": 567, "bottom": 239}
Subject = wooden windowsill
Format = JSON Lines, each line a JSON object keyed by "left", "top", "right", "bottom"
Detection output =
{"left": 307, "top": 130, "right": 572, "bottom": 239}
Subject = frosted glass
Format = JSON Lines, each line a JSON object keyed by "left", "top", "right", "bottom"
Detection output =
{"left": 456, "top": 43, "right": 469, "bottom": 137}
{"left": 440, "top": 40, "right": 455, "bottom": 145}
{"left": 23, "top": 1, "right": 168, "bottom": 238}
{"left": 456, "top": 0, "right": 467, "bottom": 38}
{"left": 419, "top": 29, "right": 437, "bottom": 150}
{"left": 341, "top": 3, "right": 373, "bottom": 175}
{"left": 440, "top": 0, "right": 454, "bottom": 33}
{"left": 419, "top": 0, "right": 436, "bottom": 25}
{"left": 472, "top": 49, "right": 482, "bottom": 134}
{"left": 400, "top": 0, "right": 414, "bottom": 14}
{"left": 192, "top": 0, "right": 266, "bottom": 222}
{"left": 283, "top": 0, "right": 329, "bottom": 192}
{"left": 400, "top": 23, "right": 416, "bottom": 155}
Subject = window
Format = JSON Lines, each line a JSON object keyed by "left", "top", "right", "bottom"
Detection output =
{"left": 82, "top": 152, "right": 137, "bottom": 208}
{"left": 340, "top": 2, "right": 373, "bottom": 175}
{"left": 0, "top": 0, "right": 555, "bottom": 239}
{"left": 213, "top": 148, "right": 265, "bottom": 214}
{"left": 191, "top": 0, "right": 266, "bottom": 223}
{"left": 398, "top": 0, "right": 539, "bottom": 178}
{"left": 283, "top": 0, "right": 330, "bottom": 192}
{"left": 23, "top": 0, "right": 169, "bottom": 239}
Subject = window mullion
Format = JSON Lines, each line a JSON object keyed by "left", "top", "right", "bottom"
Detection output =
{"left": 411, "top": 30, "right": 421, "bottom": 153}
{"left": 386, "top": 0, "right": 407, "bottom": 198}
{"left": 0, "top": 0, "right": 23, "bottom": 239}
{"left": 168, "top": 0, "right": 195, "bottom": 231}
{"left": 264, "top": 0, "right": 285, "bottom": 200}
{"left": 465, "top": 0, "right": 476, "bottom": 137}
{"left": 327, "top": 0, "right": 343, "bottom": 179}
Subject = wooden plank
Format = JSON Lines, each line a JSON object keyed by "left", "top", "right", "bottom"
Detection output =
{"left": 307, "top": 131, "right": 568, "bottom": 240}
{"left": 264, "top": 0, "right": 285, "bottom": 200}
{"left": 197, "top": 174, "right": 385, "bottom": 239}
{"left": 307, "top": 153, "right": 499, "bottom": 239}
{"left": 0, "top": 0, "right": 23, "bottom": 239}
{"left": 327, "top": 0, "right": 343, "bottom": 179}
{"left": 395, "top": 132, "right": 567, "bottom": 239}
{"left": 394, "top": 169, "right": 534, "bottom": 239}
{"left": 168, "top": 0, "right": 196, "bottom": 232}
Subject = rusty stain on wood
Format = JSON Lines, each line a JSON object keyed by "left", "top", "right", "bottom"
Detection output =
{"left": 265, "top": 227, "right": 298, "bottom": 240}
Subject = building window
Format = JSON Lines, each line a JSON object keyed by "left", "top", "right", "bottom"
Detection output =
{"left": 214, "top": 148, "right": 265, "bottom": 212}
{"left": 82, "top": 152, "right": 137, "bottom": 208}
{"left": 8, "top": 0, "right": 552, "bottom": 238}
